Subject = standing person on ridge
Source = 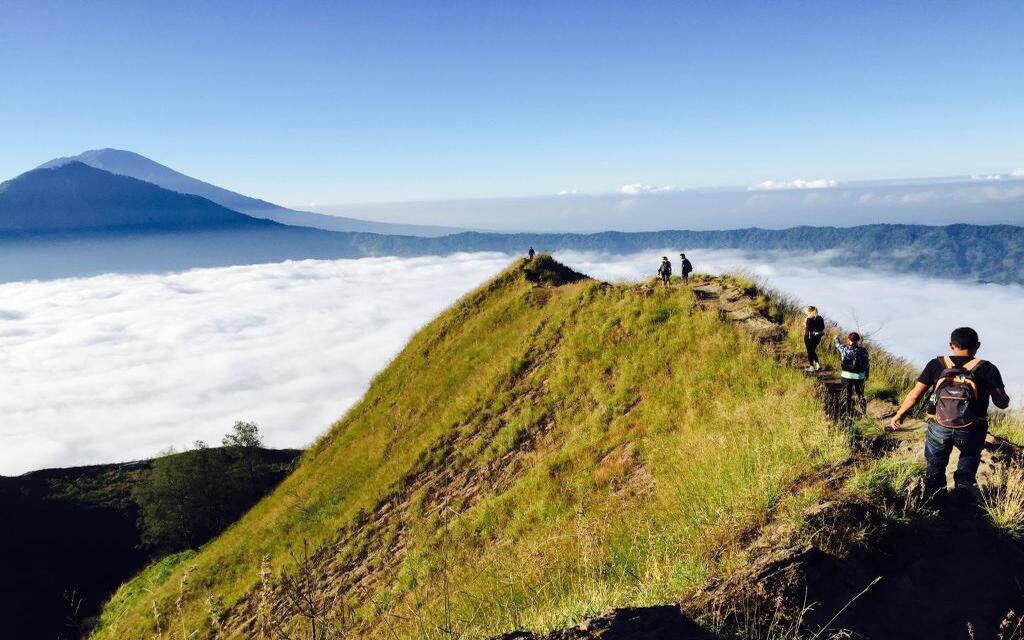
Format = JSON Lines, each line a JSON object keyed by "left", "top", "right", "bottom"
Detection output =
{"left": 679, "top": 253, "right": 693, "bottom": 285}
{"left": 889, "top": 327, "right": 1009, "bottom": 501}
{"left": 657, "top": 256, "right": 672, "bottom": 286}
{"left": 802, "top": 306, "right": 825, "bottom": 372}
{"left": 527, "top": 247, "right": 535, "bottom": 261}
{"left": 834, "top": 332, "right": 869, "bottom": 416}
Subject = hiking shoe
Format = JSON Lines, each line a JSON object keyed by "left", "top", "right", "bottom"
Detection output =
{"left": 814, "top": 362, "right": 821, "bottom": 371}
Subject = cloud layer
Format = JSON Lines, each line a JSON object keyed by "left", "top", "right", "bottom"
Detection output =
{"left": 0, "top": 254, "right": 510, "bottom": 474}
{"left": 2, "top": 251, "right": 1022, "bottom": 474}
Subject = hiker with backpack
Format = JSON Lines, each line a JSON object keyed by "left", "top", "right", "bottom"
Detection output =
{"left": 657, "top": 256, "right": 672, "bottom": 286}
{"left": 834, "top": 332, "right": 869, "bottom": 416}
{"left": 802, "top": 306, "right": 825, "bottom": 372}
{"left": 527, "top": 247, "right": 536, "bottom": 261}
{"left": 889, "top": 327, "right": 1010, "bottom": 499}
{"left": 679, "top": 253, "right": 693, "bottom": 285}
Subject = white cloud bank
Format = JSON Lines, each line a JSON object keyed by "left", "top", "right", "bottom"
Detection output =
{"left": 620, "top": 183, "right": 676, "bottom": 195}
{"left": 1012, "top": 169, "right": 1024, "bottom": 178}
{"left": 0, "top": 254, "right": 511, "bottom": 474}
{"left": 748, "top": 178, "right": 838, "bottom": 191}
{"left": 2, "top": 251, "right": 1022, "bottom": 474}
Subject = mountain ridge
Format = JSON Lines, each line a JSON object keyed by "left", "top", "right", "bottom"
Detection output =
{"left": 71, "top": 259, "right": 1024, "bottom": 639}
{"left": 89, "top": 257, "right": 851, "bottom": 638}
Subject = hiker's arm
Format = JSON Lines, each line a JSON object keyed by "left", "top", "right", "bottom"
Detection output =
{"left": 890, "top": 382, "right": 928, "bottom": 430}
{"left": 992, "top": 387, "right": 1010, "bottom": 410}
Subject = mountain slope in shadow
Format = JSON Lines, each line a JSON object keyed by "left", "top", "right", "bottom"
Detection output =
{"left": 0, "top": 448, "right": 301, "bottom": 640}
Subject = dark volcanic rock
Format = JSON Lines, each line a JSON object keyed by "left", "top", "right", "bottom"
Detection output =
{"left": 492, "top": 605, "right": 717, "bottom": 640}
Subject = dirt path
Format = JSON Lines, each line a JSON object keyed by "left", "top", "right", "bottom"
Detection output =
{"left": 690, "top": 279, "right": 851, "bottom": 420}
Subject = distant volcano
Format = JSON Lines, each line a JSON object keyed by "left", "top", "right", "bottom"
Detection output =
{"left": 0, "top": 162, "right": 275, "bottom": 233}
{"left": 40, "top": 149, "right": 460, "bottom": 237}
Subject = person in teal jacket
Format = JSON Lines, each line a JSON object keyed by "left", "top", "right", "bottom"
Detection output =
{"left": 835, "top": 332, "right": 869, "bottom": 416}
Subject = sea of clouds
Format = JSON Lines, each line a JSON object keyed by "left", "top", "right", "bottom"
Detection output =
{"left": 2, "top": 250, "right": 1022, "bottom": 474}
{"left": 0, "top": 254, "right": 511, "bottom": 474}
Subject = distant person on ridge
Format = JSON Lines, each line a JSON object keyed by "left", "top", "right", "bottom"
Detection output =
{"left": 834, "top": 332, "right": 869, "bottom": 416}
{"left": 527, "top": 246, "right": 535, "bottom": 261}
{"left": 890, "top": 327, "right": 1009, "bottom": 500}
{"left": 657, "top": 256, "right": 672, "bottom": 286}
{"left": 679, "top": 253, "right": 693, "bottom": 285}
{"left": 802, "top": 306, "right": 825, "bottom": 372}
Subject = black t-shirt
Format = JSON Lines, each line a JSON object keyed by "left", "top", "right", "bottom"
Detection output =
{"left": 805, "top": 316, "right": 825, "bottom": 334}
{"left": 917, "top": 356, "right": 1005, "bottom": 415}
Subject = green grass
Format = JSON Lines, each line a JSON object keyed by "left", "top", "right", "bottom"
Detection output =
{"left": 98, "top": 551, "right": 198, "bottom": 626}
{"left": 850, "top": 459, "right": 924, "bottom": 499}
{"left": 92, "top": 257, "right": 850, "bottom": 639}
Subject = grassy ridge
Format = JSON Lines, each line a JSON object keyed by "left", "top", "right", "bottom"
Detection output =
{"left": 92, "top": 258, "right": 849, "bottom": 639}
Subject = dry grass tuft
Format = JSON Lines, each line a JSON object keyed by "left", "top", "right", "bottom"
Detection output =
{"left": 981, "top": 466, "right": 1024, "bottom": 540}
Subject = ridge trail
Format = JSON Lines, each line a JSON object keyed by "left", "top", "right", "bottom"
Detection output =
{"left": 691, "top": 277, "right": 1016, "bottom": 491}
{"left": 691, "top": 277, "right": 1024, "bottom": 640}
{"left": 508, "top": 275, "right": 1024, "bottom": 640}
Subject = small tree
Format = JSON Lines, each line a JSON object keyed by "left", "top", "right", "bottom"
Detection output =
{"left": 223, "top": 420, "right": 264, "bottom": 496}
{"left": 135, "top": 423, "right": 276, "bottom": 551}
{"left": 222, "top": 420, "right": 263, "bottom": 449}
{"left": 134, "top": 443, "right": 231, "bottom": 549}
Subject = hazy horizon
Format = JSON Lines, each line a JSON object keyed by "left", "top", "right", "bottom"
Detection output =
{"left": 9, "top": 150, "right": 1022, "bottom": 233}
{"left": 306, "top": 175, "right": 1024, "bottom": 232}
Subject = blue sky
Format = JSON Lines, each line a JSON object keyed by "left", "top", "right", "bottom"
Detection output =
{"left": 2, "top": 1, "right": 1022, "bottom": 205}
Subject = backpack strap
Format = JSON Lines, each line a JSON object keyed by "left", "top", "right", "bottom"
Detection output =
{"left": 964, "top": 358, "right": 984, "bottom": 371}
{"left": 943, "top": 356, "right": 955, "bottom": 369}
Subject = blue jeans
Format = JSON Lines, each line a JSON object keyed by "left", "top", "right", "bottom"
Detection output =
{"left": 924, "top": 420, "right": 988, "bottom": 491}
